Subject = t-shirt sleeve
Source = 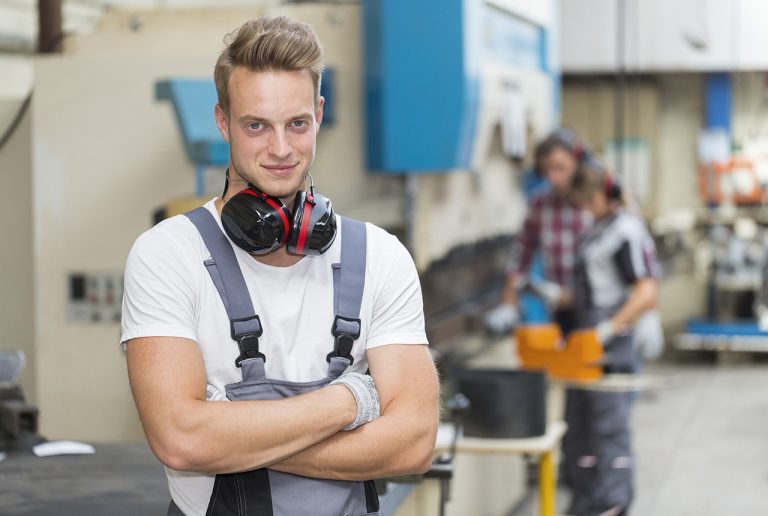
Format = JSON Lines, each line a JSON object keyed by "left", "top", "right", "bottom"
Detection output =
{"left": 120, "top": 228, "right": 199, "bottom": 346}
{"left": 366, "top": 233, "right": 428, "bottom": 349}
{"left": 612, "top": 221, "right": 659, "bottom": 285}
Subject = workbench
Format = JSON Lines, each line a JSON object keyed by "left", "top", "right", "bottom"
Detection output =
{"left": 434, "top": 421, "right": 567, "bottom": 516}
{"left": 0, "top": 443, "right": 169, "bottom": 515}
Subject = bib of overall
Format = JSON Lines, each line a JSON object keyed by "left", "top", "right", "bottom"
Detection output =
{"left": 181, "top": 207, "right": 381, "bottom": 516}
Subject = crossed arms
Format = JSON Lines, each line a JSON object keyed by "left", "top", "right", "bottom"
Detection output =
{"left": 127, "top": 338, "right": 439, "bottom": 480}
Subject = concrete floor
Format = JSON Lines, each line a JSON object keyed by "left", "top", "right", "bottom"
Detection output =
{"left": 541, "top": 357, "right": 768, "bottom": 516}
{"left": 628, "top": 358, "right": 768, "bottom": 516}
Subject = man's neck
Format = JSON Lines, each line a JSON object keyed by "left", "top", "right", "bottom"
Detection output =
{"left": 214, "top": 196, "right": 305, "bottom": 268}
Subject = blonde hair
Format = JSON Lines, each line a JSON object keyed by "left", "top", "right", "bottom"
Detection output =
{"left": 214, "top": 16, "right": 325, "bottom": 114}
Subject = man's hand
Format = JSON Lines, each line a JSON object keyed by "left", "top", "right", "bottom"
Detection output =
{"left": 485, "top": 303, "right": 521, "bottom": 335}
{"left": 554, "top": 288, "right": 574, "bottom": 309}
{"left": 596, "top": 320, "right": 618, "bottom": 344}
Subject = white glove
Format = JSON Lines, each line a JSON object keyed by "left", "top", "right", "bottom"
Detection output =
{"left": 529, "top": 279, "right": 563, "bottom": 307}
{"left": 596, "top": 320, "right": 616, "bottom": 343}
{"left": 634, "top": 310, "right": 665, "bottom": 360}
{"left": 484, "top": 303, "right": 520, "bottom": 335}
{"left": 330, "top": 372, "right": 381, "bottom": 430}
{"left": 206, "top": 384, "right": 227, "bottom": 401}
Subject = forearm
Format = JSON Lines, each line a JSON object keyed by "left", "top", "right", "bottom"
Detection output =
{"left": 271, "top": 345, "right": 440, "bottom": 481}
{"left": 270, "top": 405, "right": 438, "bottom": 481}
{"left": 610, "top": 279, "right": 658, "bottom": 332}
{"left": 144, "top": 385, "right": 354, "bottom": 474}
{"left": 501, "top": 273, "right": 522, "bottom": 305}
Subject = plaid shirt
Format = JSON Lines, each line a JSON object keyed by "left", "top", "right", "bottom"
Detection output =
{"left": 509, "top": 188, "right": 592, "bottom": 289}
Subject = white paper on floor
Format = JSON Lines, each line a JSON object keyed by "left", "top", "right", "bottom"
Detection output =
{"left": 33, "top": 441, "right": 96, "bottom": 457}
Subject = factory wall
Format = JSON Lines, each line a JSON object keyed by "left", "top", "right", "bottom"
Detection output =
{"left": 562, "top": 78, "right": 660, "bottom": 216}
{"left": 32, "top": 54, "right": 211, "bottom": 440}
{"left": 0, "top": 100, "right": 35, "bottom": 402}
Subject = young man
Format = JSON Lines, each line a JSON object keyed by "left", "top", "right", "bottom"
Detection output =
{"left": 486, "top": 129, "right": 594, "bottom": 334}
{"left": 122, "top": 16, "right": 439, "bottom": 516}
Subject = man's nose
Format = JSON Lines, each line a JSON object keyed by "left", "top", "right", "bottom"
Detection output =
{"left": 268, "top": 129, "right": 292, "bottom": 159}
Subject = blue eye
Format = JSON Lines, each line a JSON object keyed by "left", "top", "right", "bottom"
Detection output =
{"left": 292, "top": 120, "right": 306, "bottom": 128}
{"left": 249, "top": 122, "right": 261, "bottom": 130}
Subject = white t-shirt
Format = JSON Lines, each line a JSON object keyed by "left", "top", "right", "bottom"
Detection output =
{"left": 120, "top": 199, "right": 428, "bottom": 515}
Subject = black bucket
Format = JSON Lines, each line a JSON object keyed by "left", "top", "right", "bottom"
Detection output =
{"left": 456, "top": 368, "right": 547, "bottom": 439}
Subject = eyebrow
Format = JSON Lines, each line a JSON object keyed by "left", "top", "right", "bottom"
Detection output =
{"left": 238, "top": 113, "right": 314, "bottom": 124}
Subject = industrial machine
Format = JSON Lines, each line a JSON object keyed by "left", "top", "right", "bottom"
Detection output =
{"left": 0, "top": 351, "right": 41, "bottom": 453}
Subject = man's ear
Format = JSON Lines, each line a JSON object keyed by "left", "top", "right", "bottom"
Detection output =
{"left": 214, "top": 104, "right": 230, "bottom": 142}
{"left": 314, "top": 96, "right": 325, "bottom": 132}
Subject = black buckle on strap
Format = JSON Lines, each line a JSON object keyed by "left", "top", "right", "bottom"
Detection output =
{"left": 231, "top": 315, "right": 265, "bottom": 367}
{"left": 327, "top": 316, "right": 361, "bottom": 364}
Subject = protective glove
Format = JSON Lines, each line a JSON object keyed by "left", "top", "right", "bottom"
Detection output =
{"left": 206, "top": 384, "right": 227, "bottom": 401}
{"left": 484, "top": 303, "right": 520, "bottom": 335}
{"left": 330, "top": 372, "right": 381, "bottom": 430}
{"left": 529, "top": 279, "right": 563, "bottom": 307}
{"left": 634, "top": 310, "right": 664, "bottom": 360}
{"left": 595, "top": 320, "right": 616, "bottom": 344}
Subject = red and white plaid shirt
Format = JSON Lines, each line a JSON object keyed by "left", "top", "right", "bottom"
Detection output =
{"left": 509, "top": 189, "right": 592, "bottom": 289}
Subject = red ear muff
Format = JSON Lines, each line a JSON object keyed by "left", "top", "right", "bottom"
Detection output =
{"left": 222, "top": 185, "right": 337, "bottom": 256}
{"left": 221, "top": 188, "right": 292, "bottom": 255}
{"left": 287, "top": 190, "right": 337, "bottom": 256}
{"left": 604, "top": 174, "right": 622, "bottom": 200}
{"left": 572, "top": 143, "right": 586, "bottom": 161}
{"left": 244, "top": 190, "right": 291, "bottom": 239}
{"left": 294, "top": 191, "right": 314, "bottom": 255}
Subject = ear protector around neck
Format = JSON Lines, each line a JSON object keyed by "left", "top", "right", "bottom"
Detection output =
{"left": 220, "top": 179, "right": 337, "bottom": 256}
{"left": 604, "top": 172, "right": 623, "bottom": 200}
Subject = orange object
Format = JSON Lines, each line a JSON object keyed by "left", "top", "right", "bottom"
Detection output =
{"left": 698, "top": 158, "right": 763, "bottom": 205}
{"left": 515, "top": 324, "right": 604, "bottom": 381}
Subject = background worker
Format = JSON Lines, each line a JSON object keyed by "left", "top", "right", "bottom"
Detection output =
{"left": 486, "top": 128, "right": 594, "bottom": 335}
{"left": 566, "top": 162, "right": 660, "bottom": 516}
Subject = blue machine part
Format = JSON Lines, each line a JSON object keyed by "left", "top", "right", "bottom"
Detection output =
{"left": 679, "top": 318, "right": 768, "bottom": 352}
{"left": 705, "top": 73, "right": 732, "bottom": 133}
{"left": 521, "top": 168, "right": 549, "bottom": 198}
{"left": 363, "top": 0, "right": 554, "bottom": 173}
{"left": 519, "top": 256, "right": 550, "bottom": 324}
{"left": 156, "top": 79, "right": 229, "bottom": 167}
{"left": 684, "top": 319, "right": 768, "bottom": 336}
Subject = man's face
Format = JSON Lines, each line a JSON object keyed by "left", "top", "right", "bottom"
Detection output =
{"left": 215, "top": 67, "right": 323, "bottom": 206}
{"left": 541, "top": 147, "right": 578, "bottom": 193}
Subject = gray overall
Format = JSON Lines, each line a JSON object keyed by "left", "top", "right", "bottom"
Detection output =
{"left": 563, "top": 210, "right": 656, "bottom": 516}
{"left": 171, "top": 207, "right": 381, "bottom": 516}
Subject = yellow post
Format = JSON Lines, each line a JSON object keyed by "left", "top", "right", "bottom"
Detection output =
{"left": 539, "top": 450, "right": 556, "bottom": 516}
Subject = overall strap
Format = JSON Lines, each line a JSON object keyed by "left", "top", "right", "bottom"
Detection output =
{"left": 185, "top": 207, "right": 264, "bottom": 367}
{"left": 328, "top": 217, "right": 367, "bottom": 365}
